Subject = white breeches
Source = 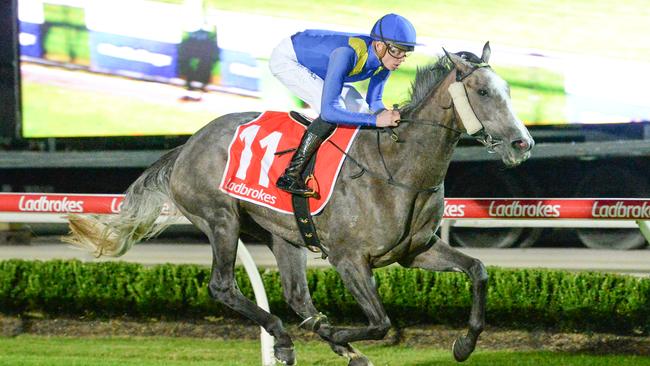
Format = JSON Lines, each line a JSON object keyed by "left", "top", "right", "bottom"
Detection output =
{"left": 268, "top": 37, "right": 369, "bottom": 115}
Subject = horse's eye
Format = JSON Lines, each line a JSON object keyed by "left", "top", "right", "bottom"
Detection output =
{"left": 478, "top": 89, "right": 489, "bottom": 96}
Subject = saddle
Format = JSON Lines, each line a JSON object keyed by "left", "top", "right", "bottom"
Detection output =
{"left": 220, "top": 110, "right": 360, "bottom": 258}
{"left": 289, "top": 111, "right": 313, "bottom": 126}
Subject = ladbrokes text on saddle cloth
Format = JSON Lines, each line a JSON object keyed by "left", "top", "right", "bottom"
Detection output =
{"left": 219, "top": 111, "right": 359, "bottom": 214}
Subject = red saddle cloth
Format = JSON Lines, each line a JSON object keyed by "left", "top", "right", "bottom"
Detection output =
{"left": 219, "top": 111, "right": 360, "bottom": 214}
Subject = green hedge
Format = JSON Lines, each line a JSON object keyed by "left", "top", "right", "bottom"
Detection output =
{"left": 1, "top": 260, "right": 649, "bottom": 334}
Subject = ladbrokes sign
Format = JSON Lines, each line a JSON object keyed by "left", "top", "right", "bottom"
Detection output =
{"left": 591, "top": 200, "right": 650, "bottom": 219}
{"left": 487, "top": 200, "right": 561, "bottom": 218}
{"left": 18, "top": 196, "right": 84, "bottom": 213}
{"left": 1, "top": 194, "right": 649, "bottom": 220}
{"left": 444, "top": 199, "right": 650, "bottom": 219}
{"left": 0, "top": 193, "right": 120, "bottom": 214}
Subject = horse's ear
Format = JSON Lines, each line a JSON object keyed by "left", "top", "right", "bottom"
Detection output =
{"left": 443, "top": 47, "right": 473, "bottom": 74}
{"left": 481, "top": 41, "right": 491, "bottom": 63}
{"left": 442, "top": 47, "right": 452, "bottom": 62}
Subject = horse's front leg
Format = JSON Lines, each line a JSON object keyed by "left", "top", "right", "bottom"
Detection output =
{"left": 399, "top": 235, "right": 488, "bottom": 362}
{"left": 271, "top": 236, "right": 372, "bottom": 366}
{"left": 317, "top": 254, "right": 392, "bottom": 346}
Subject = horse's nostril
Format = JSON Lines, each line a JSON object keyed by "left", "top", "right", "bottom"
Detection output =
{"left": 511, "top": 139, "right": 531, "bottom": 152}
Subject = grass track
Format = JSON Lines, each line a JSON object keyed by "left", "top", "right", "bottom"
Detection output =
{"left": 1, "top": 335, "right": 649, "bottom": 366}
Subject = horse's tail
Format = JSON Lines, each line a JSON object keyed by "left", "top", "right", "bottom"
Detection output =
{"left": 62, "top": 146, "right": 183, "bottom": 257}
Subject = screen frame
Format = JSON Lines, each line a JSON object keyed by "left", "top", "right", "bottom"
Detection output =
{"left": 1, "top": 0, "right": 21, "bottom": 145}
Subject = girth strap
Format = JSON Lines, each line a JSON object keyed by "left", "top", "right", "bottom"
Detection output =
{"left": 291, "top": 193, "right": 328, "bottom": 259}
{"left": 289, "top": 117, "right": 330, "bottom": 259}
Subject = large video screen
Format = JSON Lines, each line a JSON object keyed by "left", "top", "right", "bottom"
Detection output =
{"left": 18, "top": 0, "right": 650, "bottom": 138}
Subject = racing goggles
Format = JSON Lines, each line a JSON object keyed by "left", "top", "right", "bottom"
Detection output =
{"left": 385, "top": 43, "right": 413, "bottom": 59}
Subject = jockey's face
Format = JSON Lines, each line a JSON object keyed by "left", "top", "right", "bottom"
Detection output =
{"left": 374, "top": 41, "right": 409, "bottom": 71}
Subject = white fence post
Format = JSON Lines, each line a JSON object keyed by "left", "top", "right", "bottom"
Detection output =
{"left": 440, "top": 219, "right": 452, "bottom": 243}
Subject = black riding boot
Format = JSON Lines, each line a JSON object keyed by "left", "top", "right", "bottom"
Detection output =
{"left": 276, "top": 131, "right": 324, "bottom": 196}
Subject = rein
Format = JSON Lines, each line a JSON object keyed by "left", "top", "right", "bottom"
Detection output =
{"left": 325, "top": 117, "right": 467, "bottom": 194}
{"left": 396, "top": 118, "right": 463, "bottom": 134}
{"left": 327, "top": 134, "right": 441, "bottom": 194}
{"left": 398, "top": 116, "right": 503, "bottom": 154}
{"left": 320, "top": 61, "right": 504, "bottom": 193}
{"left": 327, "top": 107, "right": 501, "bottom": 192}
{"left": 372, "top": 116, "right": 463, "bottom": 192}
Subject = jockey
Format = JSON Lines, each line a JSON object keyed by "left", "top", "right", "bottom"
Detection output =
{"left": 269, "top": 13, "right": 419, "bottom": 196}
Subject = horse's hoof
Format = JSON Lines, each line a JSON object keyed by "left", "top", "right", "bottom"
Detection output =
{"left": 452, "top": 336, "right": 475, "bottom": 362}
{"left": 348, "top": 355, "right": 374, "bottom": 366}
{"left": 274, "top": 345, "right": 296, "bottom": 365}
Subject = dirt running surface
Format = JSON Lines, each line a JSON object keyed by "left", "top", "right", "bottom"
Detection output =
{"left": 2, "top": 314, "right": 649, "bottom": 356}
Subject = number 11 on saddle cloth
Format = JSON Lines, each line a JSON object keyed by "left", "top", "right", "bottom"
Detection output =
{"left": 219, "top": 111, "right": 360, "bottom": 215}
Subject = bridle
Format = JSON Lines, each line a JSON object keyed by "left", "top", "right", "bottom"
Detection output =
{"left": 398, "top": 62, "right": 503, "bottom": 153}
{"left": 328, "top": 60, "right": 504, "bottom": 192}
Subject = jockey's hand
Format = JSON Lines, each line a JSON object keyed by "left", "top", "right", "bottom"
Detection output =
{"left": 376, "top": 109, "right": 400, "bottom": 127}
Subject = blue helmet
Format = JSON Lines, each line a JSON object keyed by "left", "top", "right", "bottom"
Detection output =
{"left": 370, "top": 13, "right": 419, "bottom": 51}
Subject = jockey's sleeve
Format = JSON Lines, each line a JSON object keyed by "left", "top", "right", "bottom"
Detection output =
{"left": 320, "top": 47, "right": 376, "bottom": 126}
{"left": 366, "top": 68, "right": 390, "bottom": 113}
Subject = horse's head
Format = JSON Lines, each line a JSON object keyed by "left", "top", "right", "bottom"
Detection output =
{"left": 445, "top": 42, "right": 534, "bottom": 167}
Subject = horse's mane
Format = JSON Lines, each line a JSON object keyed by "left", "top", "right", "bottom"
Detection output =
{"left": 401, "top": 51, "right": 481, "bottom": 116}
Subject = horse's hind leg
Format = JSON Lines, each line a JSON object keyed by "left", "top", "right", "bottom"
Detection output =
{"left": 271, "top": 236, "right": 372, "bottom": 366}
{"left": 277, "top": 252, "right": 391, "bottom": 365}
{"left": 182, "top": 206, "right": 296, "bottom": 365}
{"left": 399, "top": 235, "right": 488, "bottom": 362}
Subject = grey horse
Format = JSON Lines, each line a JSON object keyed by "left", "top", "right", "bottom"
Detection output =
{"left": 66, "top": 42, "right": 533, "bottom": 365}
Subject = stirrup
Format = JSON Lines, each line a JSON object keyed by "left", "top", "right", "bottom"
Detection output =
{"left": 277, "top": 175, "right": 315, "bottom": 197}
{"left": 303, "top": 174, "right": 319, "bottom": 198}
